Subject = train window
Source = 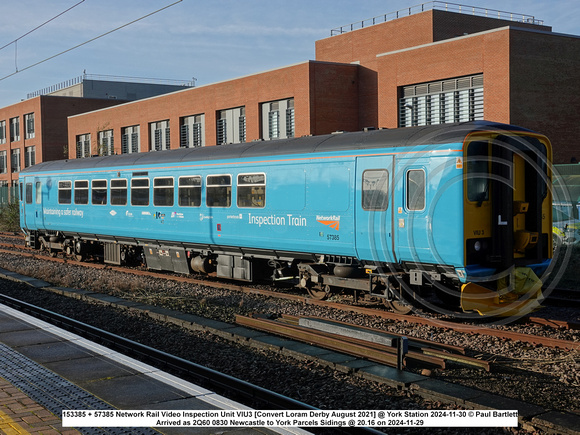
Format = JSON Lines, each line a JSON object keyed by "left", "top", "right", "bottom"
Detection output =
{"left": 35, "top": 182, "right": 41, "bottom": 204}
{"left": 131, "top": 178, "right": 150, "bottom": 206}
{"left": 74, "top": 180, "right": 89, "bottom": 204}
{"left": 154, "top": 177, "right": 174, "bottom": 207}
{"left": 466, "top": 141, "right": 490, "bottom": 203}
{"left": 111, "top": 179, "right": 127, "bottom": 205}
{"left": 206, "top": 174, "right": 231, "bottom": 207}
{"left": 25, "top": 183, "right": 33, "bottom": 204}
{"left": 237, "top": 173, "right": 265, "bottom": 208}
{"left": 362, "top": 170, "right": 389, "bottom": 211}
{"left": 58, "top": 181, "right": 72, "bottom": 204}
{"left": 178, "top": 176, "right": 201, "bottom": 207}
{"left": 406, "top": 169, "right": 425, "bottom": 211}
{"left": 92, "top": 180, "right": 107, "bottom": 205}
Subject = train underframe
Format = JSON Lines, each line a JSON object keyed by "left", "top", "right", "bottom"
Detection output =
{"left": 25, "top": 229, "right": 468, "bottom": 315}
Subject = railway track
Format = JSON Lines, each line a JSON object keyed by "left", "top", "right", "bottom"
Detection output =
{"left": 236, "top": 313, "right": 492, "bottom": 371}
{"left": 0, "top": 238, "right": 577, "bottom": 352}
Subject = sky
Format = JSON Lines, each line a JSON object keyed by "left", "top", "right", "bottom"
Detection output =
{"left": 0, "top": 0, "right": 578, "bottom": 107}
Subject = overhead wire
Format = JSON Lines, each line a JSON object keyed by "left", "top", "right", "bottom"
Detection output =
{"left": 0, "top": 0, "right": 183, "bottom": 82}
{"left": 0, "top": 0, "right": 86, "bottom": 52}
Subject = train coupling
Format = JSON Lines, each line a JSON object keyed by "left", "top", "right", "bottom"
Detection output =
{"left": 460, "top": 267, "right": 544, "bottom": 317}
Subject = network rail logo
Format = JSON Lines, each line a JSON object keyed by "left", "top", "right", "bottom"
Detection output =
{"left": 316, "top": 215, "right": 341, "bottom": 231}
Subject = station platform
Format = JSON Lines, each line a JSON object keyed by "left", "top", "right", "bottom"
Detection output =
{"left": 0, "top": 302, "right": 308, "bottom": 435}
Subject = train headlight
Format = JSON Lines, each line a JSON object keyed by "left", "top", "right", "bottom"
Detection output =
{"left": 474, "top": 241, "right": 481, "bottom": 252}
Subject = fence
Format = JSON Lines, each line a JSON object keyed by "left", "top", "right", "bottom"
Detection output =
{"left": 330, "top": 1, "right": 543, "bottom": 36}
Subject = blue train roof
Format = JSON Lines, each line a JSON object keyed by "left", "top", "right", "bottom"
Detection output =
{"left": 22, "top": 121, "right": 534, "bottom": 174}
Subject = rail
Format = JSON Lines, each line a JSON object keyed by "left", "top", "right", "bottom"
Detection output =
{"left": 236, "top": 314, "right": 492, "bottom": 371}
{"left": 330, "top": 1, "right": 544, "bottom": 36}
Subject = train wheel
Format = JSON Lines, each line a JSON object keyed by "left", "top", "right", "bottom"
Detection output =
{"left": 384, "top": 300, "right": 412, "bottom": 314}
{"left": 306, "top": 284, "right": 332, "bottom": 300}
{"left": 381, "top": 283, "right": 413, "bottom": 314}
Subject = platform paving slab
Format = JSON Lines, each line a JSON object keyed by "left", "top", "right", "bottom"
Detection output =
{"left": 44, "top": 355, "right": 141, "bottom": 386}
{"left": 0, "top": 327, "right": 66, "bottom": 347}
{"left": 14, "top": 340, "right": 98, "bottom": 365}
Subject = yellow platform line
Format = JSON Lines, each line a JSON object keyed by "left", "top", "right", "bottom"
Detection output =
{"left": 0, "top": 409, "right": 30, "bottom": 434}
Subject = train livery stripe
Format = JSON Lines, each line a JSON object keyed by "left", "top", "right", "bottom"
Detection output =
{"left": 21, "top": 148, "right": 464, "bottom": 177}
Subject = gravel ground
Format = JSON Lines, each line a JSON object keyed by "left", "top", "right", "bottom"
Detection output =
{"left": 0, "top": 251, "right": 578, "bottom": 433}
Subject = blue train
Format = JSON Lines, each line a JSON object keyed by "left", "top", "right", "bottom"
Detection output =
{"left": 19, "top": 121, "right": 553, "bottom": 317}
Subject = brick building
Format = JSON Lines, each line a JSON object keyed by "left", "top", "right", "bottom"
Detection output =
{"left": 68, "top": 61, "right": 359, "bottom": 157}
{"left": 65, "top": 4, "right": 580, "bottom": 164}
{"left": 0, "top": 75, "right": 194, "bottom": 199}
{"left": 0, "top": 96, "right": 125, "bottom": 193}
{"left": 315, "top": 8, "right": 579, "bottom": 163}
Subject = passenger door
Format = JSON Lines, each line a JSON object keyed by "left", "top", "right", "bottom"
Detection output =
{"left": 355, "top": 156, "right": 395, "bottom": 264}
{"left": 22, "top": 176, "right": 43, "bottom": 230}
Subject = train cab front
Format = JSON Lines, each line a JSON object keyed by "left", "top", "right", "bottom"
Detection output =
{"left": 459, "top": 128, "right": 553, "bottom": 317}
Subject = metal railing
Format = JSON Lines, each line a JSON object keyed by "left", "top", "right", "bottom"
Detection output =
{"left": 27, "top": 73, "right": 195, "bottom": 99}
{"left": 330, "top": 1, "right": 544, "bottom": 36}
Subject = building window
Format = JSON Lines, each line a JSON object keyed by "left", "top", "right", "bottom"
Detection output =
{"left": 76, "top": 134, "right": 91, "bottom": 158}
{"left": 286, "top": 99, "right": 295, "bottom": 138}
{"left": 151, "top": 120, "right": 170, "bottom": 151}
{"left": 399, "top": 74, "right": 483, "bottom": 127}
{"left": 0, "top": 151, "right": 6, "bottom": 174}
{"left": 10, "top": 117, "right": 20, "bottom": 142}
{"left": 24, "top": 113, "right": 35, "bottom": 139}
{"left": 261, "top": 98, "right": 294, "bottom": 140}
{"left": 268, "top": 102, "right": 280, "bottom": 139}
{"left": 217, "top": 107, "right": 245, "bottom": 145}
{"left": 239, "top": 107, "right": 246, "bottom": 143}
{"left": 0, "top": 120, "right": 6, "bottom": 145}
{"left": 10, "top": 149, "right": 20, "bottom": 172}
{"left": 98, "top": 130, "right": 114, "bottom": 155}
{"left": 180, "top": 115, "right": 204, "bottom": 148}
{"left": 24, "top": 146, "right": 35, "bottom": 168}
{"left": 122, "top": 125, "right": 140, "bottom": 154}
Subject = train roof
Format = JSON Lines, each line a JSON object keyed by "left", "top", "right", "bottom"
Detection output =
{"left": 22, "top": 121, "right": 536, "bottom": 174}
